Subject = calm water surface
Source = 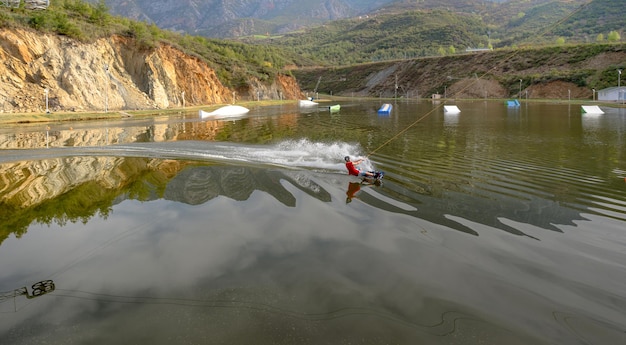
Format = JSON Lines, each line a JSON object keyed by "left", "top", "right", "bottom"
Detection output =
{"left": 1, "top": 100, "right": 625, "bottom": 344}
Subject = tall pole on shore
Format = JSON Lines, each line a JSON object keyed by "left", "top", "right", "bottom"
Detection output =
{"left": 104, "top": 64, "right": 109, "bottom": 113}
{"left": 44, "top": 88, "right": 49, "bottom": 114}
{"left": 619, "top": 69, "right": 622, "bottom": 104}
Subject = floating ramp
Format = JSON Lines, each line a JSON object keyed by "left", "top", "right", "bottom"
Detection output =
{"left": 506, "top": 99, "right": 520, "bottom": 107}
{"left": 443, "top": 105, "right": 461, "bottom": 113}
{"left": 299, "top": 99, "right": 318, "bottom": 107}
{"left": 199, "top": 105, "right": 250, "bottom": 119}
{"left": 377, "top": 103, "right": 392, "bottom": 115}
{"left": 328, "top": 104, "right": 341, "bottom": 112}
{"left": 581, "top": 105, "right": 604, "bottom": 114}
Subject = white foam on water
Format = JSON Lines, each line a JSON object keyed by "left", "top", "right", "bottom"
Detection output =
{"left": 49, "top": 139, "right": 379, "bottom": 174}
{"left": 228, "top": 139, "right": 374, "bottom": 172}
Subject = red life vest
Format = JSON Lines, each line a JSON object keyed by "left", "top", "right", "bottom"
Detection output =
{"left": 346, "top": 161, "right": 360, "bottom": 176}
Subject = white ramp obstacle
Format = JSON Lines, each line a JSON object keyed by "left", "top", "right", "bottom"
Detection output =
{"left": 199, "top": 105, "right": 250, "bottom": 119}
{"left": 581, "top": 105, "right": 604, "bottom": 114}
{"left": 444, "top": 105, "right": 461, "bottom": 113}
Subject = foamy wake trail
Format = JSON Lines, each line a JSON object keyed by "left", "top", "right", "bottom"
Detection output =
{"left": 2, "top": 139, "right": 378, "bottom": 173}
{"left": 194, "top": 139, "right": 374, "bottom": 172}
{"left": 256, "top": 139, "right": 372, "bottom": 171}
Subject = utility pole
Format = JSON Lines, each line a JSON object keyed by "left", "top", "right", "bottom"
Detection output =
{"left": 44, "top": 88, "right": 49, "bottom": 114}
{"left": 395, "top": 74, "right": 398, "bottom": 98}
{"left": 313, "top": 76, "right": 322, "bottom": 99}
{"left": 592, "top": 88, "right": 595, "bottom": 101}
{"left": 619, "top": 69, "right": 622, "bottom": 104}
{"left": 104, "top": 64, "right": 109, "bottom": 113}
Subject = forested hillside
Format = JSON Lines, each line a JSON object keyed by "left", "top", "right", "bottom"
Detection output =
{"left": 255, "top": 0, "right": 623, "bottom": 67}
{"left": 94, "top": 0, "right": 600, "bottom": 43}
{"left": 553, "top": 0, "right": 626, "bottom": 40}
{"left": 81, "top": 1, "right": 624, "bottom": 69}
{"left": 465, "top": 0, "right": 623, "bottom": 47}
{"left": 259, "top": 10, "right": 489, "bottom": 66}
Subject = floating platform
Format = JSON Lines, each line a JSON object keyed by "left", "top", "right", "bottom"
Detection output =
{"left": 377, "top": 103, "right": 392, "bottom": 114}
{"left": 506, "top": 99, "right": 521, "bottom": 107}
{"left": 581, "top": 105, "right": 604, "bottom": 114}
{"left": 329, "top": 104, "right": 341, "bottom": 112}
{"left": 443, "top": 105, "right": 461, "bottom": 113}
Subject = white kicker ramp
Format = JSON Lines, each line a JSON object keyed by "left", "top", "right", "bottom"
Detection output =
{"left": 444, "top": 105, "right": 461, "bottom": 113}
{"left": 581, "top": 105, "right": 604, "bottom": 114}
{"left": 199, "top": 105, "right": 250, "bottom": 119}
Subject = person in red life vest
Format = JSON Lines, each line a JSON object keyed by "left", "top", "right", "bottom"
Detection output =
{"left": 344, "top": 156, "right": 375, "bottom": 178}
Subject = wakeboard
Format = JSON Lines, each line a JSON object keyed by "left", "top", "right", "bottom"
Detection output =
{"left": 362, "top": 171, "right": 384, "bottom": 185}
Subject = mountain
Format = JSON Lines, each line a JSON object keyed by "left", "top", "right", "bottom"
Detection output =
{"left": 260, "top": 10, "right": 490, "bottom": 65}
{"left": 92, "top": 0, "right": 398, "bottom": 38}
{"left": 249, "top": 0, "right": 623, "bottom": 66}
{"left": 92, "top": 0, "right": 624, "bottom": 65}
{"left": 94, "top": 0, "right": 597, "bottom": 41}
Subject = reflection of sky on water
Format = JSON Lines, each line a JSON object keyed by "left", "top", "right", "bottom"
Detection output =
{"left": 2, "top": 176, "right": 625, "bottom": 344}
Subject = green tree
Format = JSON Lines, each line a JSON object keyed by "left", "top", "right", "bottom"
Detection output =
{"left": 89, "top": 0, "right": 110, "bottom": 26}
{"left": 596, "top": 33, "right": 604, "bottom": 42}
{"left": 448, "top": 45, "right": 456, "bottom": 54}
{"left": 438, "top": 46, "right": 446, "bottom": 56}
{"left": 555, "top": 37, "right": 565, "bottom": 45}
{"left": 608, "top": 31, "right": 621, "bottom": 42}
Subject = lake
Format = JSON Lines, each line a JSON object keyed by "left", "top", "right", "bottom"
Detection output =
{"left": 1, "top": 100, "right": 625, "bottom": 344}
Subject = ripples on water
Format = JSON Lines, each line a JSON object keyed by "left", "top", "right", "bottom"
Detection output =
{"left": 1, "top": 101, "right": 625, "bottom": 344}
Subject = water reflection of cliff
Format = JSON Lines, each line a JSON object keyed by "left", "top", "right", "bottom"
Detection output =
{"left": 0, "top": 112, "right": 301, "bottom": 149}
{"left": 0, "top": 156, "right": 329, "bottom": 245}
{"left": 0, "top": 156, "right": 173, "bottom": 242}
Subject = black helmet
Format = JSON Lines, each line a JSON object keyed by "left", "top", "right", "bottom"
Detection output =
{"left": 344, "top": 156, "right": 350, "bottom": 162}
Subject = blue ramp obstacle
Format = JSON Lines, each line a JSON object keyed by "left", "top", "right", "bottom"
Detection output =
{"left": 377, "top": 103, "right": 392, "bottom": 115}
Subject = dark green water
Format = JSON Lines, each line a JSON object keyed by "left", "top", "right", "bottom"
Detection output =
{"left": 1, "top": 100, "right": 625, "bottom": 344}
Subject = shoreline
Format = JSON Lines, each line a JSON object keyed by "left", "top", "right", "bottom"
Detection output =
{"left": 0, "top": 100, "right": 294, "bottom": 125}
{"left": 1, "top": 98, "right": 623, "bottom": 125}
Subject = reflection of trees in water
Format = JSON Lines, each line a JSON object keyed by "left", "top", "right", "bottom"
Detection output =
{"left": 0, "top": 157, "right": 151, "bottom": 243}
{"left": 0, "top": 156, "right": 180, "bottom": 243}
{"left": 0, "top": 158, "right": 331, "bottom": 245}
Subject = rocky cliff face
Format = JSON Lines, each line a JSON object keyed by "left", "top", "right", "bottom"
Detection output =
{"left": 0, "top": 28, "right": 301, "bottom": 113}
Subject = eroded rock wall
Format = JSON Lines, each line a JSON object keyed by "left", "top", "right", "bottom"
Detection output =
{"left": 0, "top": 28, "right": 300, "bottom": 113}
